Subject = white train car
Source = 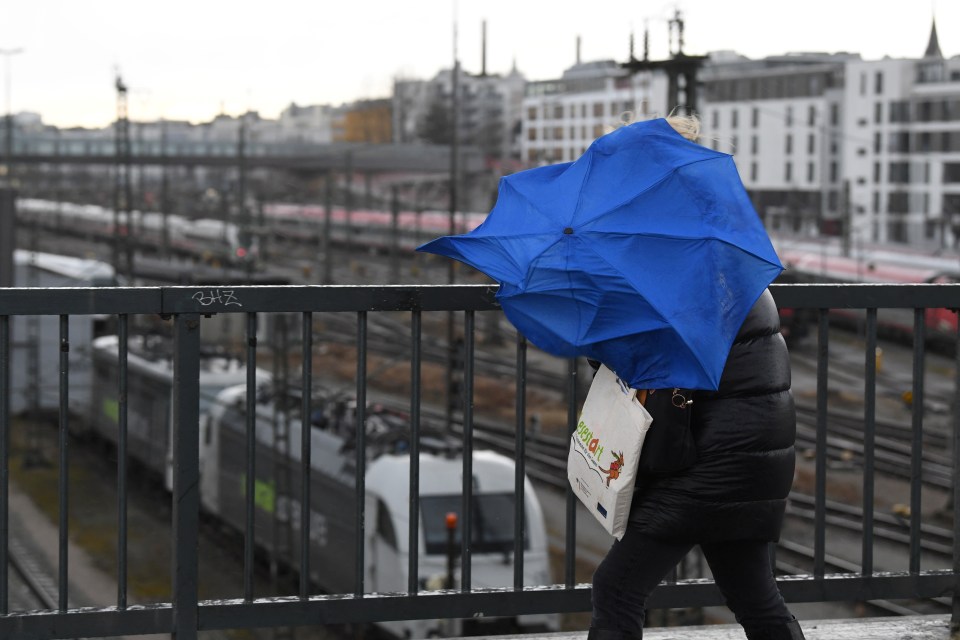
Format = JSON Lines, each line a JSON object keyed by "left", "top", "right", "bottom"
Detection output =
{"left": 202, "top": 383, "right": 559, "bottom": 639}
{"left": 89, "top": 334, "right": 270, "bottom": 492}
{"left": 16, "top": 198, "right": 257, "bottom": 267}
{"left": 9, "top": 250, "right": 117, "bottom": 417}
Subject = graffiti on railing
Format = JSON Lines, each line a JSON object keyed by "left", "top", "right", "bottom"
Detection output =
{"left": 191, "top": 289, "right": 242, "bottom": 307}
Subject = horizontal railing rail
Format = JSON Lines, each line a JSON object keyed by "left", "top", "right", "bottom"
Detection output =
{"left": 0, "top": 282, "right": 957, "bottom": 639}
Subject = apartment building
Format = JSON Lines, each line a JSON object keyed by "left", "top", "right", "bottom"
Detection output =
{"left": 699, "top": 51, "right": 851, "bottom": 238}
{"left": 704, "top": 21, "right": 960, "bottom": 248}
{"left": 520, "top": 60, "right": 670, "bottom": 166}
{"left": 516, "top": 20, "right": 959, "bottom": 249}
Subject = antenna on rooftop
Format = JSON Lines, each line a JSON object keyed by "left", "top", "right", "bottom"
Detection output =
{"left": 480, "top": 19, "right": 487, "bottom": 76}
{"left": 668, "top": 8, "right": 685, "bottom": 56}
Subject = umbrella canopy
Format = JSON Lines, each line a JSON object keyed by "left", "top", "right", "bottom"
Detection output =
{"left": 418, "top": 117, "right": 783, "bottom": 390}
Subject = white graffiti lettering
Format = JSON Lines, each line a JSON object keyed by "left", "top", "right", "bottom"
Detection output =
{"left": 191, "top": 289, "right": 242, "bottom": 307}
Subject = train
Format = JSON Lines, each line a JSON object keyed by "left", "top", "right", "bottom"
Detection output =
{"left": 15, "top": 197, "right": 488, "bottom": 268}
{"left": 16, "top": 198, "right": 261, "bottom": 268}
{"left": 8, "top": 250, "right": 118, "bottom": 417}
{"left": 772, "top": 238, "right": 960, "bottom": 345}
{"left": 260, "top": 201, "right": 487, "bottom": 254}
{"left": 88, "top": 333, "right": 272, "bottom": 492}
{"left": 87, "top": 332, "right": 558, "bottom": 638}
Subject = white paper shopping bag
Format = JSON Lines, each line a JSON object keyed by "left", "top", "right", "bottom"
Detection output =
{"left": 567, "top": 364, "right": 653, "bottom": 539}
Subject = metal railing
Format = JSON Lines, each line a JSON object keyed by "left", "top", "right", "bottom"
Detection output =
{"left": 0, "top": 282, "right": 958, "bottom": 639}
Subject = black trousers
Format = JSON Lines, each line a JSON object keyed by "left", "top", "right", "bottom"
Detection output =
{"left": 591, "top": 525, "right": 794, "bottom": 636}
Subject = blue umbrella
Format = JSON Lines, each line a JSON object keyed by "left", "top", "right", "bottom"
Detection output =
{"left": 418, "top": 117, "right": 783, "bottom": 390}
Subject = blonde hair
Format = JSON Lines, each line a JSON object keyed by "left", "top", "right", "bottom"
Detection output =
{"left": 665, "top": 113, "right": 701, "bottom": 142}
{"left": 613, "top": 111, "right": 704, "bottom": 144}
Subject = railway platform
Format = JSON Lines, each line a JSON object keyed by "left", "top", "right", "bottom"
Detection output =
{"left": 475, "top": 615, "right": 952, "bottom": 639}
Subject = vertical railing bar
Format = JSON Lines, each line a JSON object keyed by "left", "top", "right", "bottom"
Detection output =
{"left": 244, "top": 312, "right": 257, "bottom": 602}
{"left": 57, "top": 315, "right": 69, "bottom": 612}
{"left": 513, "top": 333, "right": 527, "bottom": 590}
{"left": 460, "top": 310, "right": 475, "bottom": 592}
{"left": 407, "top": 310, "right": 422, "bottom": 594}
{"left": 861, "top": 309, "right": 877, "bottom": 577}
{"left": 814, "top": 309, "right": 829, "bottom": 579}
{"left": 0, "top": 315, "right": 9, "bottom": 615}
{"left": 354, "top": 311, "right": 368, "bottom": 596}
{"left": 951, "top": 315, "right": 960, "bottom": 635}
{"left": 117, "top": 314, "right": 129, "bottom": 608}
{"left": 564, "top": 357, "right": 578, "bottom": 587}
{"left": 909, "top": 308, "right": 926, "bottom": 574}
{"left": 300, "top": 312, "right": 312, "bottom": 599}
{"left": 172, "top": 313, "right": 201, "bottom": 640}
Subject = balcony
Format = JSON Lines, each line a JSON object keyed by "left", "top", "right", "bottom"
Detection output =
{"left": 0, "top": 282, "right": 958, "bottom": 639}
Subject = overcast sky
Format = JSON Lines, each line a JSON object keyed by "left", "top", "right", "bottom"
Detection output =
{"left": 2, "top": 0, "right": 956, "bottom": 129}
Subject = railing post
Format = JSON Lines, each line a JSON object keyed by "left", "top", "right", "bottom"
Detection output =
{"left": 172, "top": 313, "right": 201, "bottom": 640}
{"left": 952, "top": 319, "right": 960, "bottom": 637}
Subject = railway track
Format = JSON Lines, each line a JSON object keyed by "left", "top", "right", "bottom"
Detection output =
{"left": 8, "top": 537, "right": 59, "bottom": 612}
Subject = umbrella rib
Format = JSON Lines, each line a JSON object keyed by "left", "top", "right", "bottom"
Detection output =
{"left": 571, "top": 150, "right": 596, "bottom": 225}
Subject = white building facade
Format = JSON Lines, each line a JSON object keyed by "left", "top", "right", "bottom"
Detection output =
{"left": 701, "top": 22, "right": 960, "bottom": 249}
{"left": 841, "top": 45, "right": 960, "bottom": 246}
{"left": 520, "top": 61, "right": 670, "bottom": 166}
{"left": 699, "top": 52, "right": 851, "bottom": 238}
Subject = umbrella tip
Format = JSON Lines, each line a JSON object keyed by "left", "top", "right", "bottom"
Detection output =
{"left": 563, "top": 227, "right": 574, "bottom": 235}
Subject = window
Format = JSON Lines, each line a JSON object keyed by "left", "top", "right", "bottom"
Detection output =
{"left": 731, "top": 109, "right": 739, "bottom": 128}
{"left": 785, "top": 162, "right": 793, "bottom": 182}
{"left": 785, "top": 134, "right": 793, "bottom": 155}
{"left": 860, "top": 72, "right": 867, "bottom": 96}
{"left": 527, "top": 107, "right": 538, "bottom": 120}
{"left": 830, "top": 104, "right": 840, "bottom": 126}
{"left": 527, "top": 128, "right": 537, "bottom": 141}
{"left": 420, "top": 493, "right": 528, "bottom": 555}
{"left": 830, "top": 161, "right": 838, "bottom": 183}
{"left": 943, "top": 163, "right": 960, "bottom": 183}
{"left": 874, "top": 71, "right": 884, "bottom": 95}
{"left": 751, "top": 107, "right": 759, "bottom": 128}
{"left": 889, "top": 100, "right": 910, "bottom": 123}
{"left": 593, "top": 102, "right": 603, "bottom": 117}
{"left": 553, "top": 105, "right": 563, "bottom": 119}
{"left": 874, "top": 132, "right": 881, "bottom": 154}
{"left": 807, "top": 134, "right": 815, "bottom": 155}
{"left": 807, "top": 162, "right": 815, "bottom": 182}
{"left": 873, "top": 162, "right": 881, "bottom": 183}
{"left": 887, "top": 192, "right": 909, "bottom": 213}
{"left": 731, "top": 136, "right": 738, "bottom": 154}
{"left": 785, "top": 106, "right": 793, "bottom": 127}
{"left": 751, "top": 135, "right": 759, "bottom": 155}
{"left": 888, "top": 162, "right": 910, "bottom": 184}
{"left": 750, "top": 162, "right": 758, "bottom": 182}
{"left": 376, "top": 499, "right": 397, "bottom": 549}
{"left": 874, "top": 102, "right": 883, "bottom": 124}
{"left": 711, "top": 110, "right": 719, "bottom": 129}
{"left": 807, "top": 106, "right": 816, "bottom": 126}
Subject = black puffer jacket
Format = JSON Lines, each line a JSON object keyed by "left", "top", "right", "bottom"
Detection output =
{"left": 627, "top": 288, "right": 796, "bottom": 543}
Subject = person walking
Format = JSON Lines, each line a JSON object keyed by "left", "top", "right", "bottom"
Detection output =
{"left": 587, "top": 114, "right": 805, "bottom": 640}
